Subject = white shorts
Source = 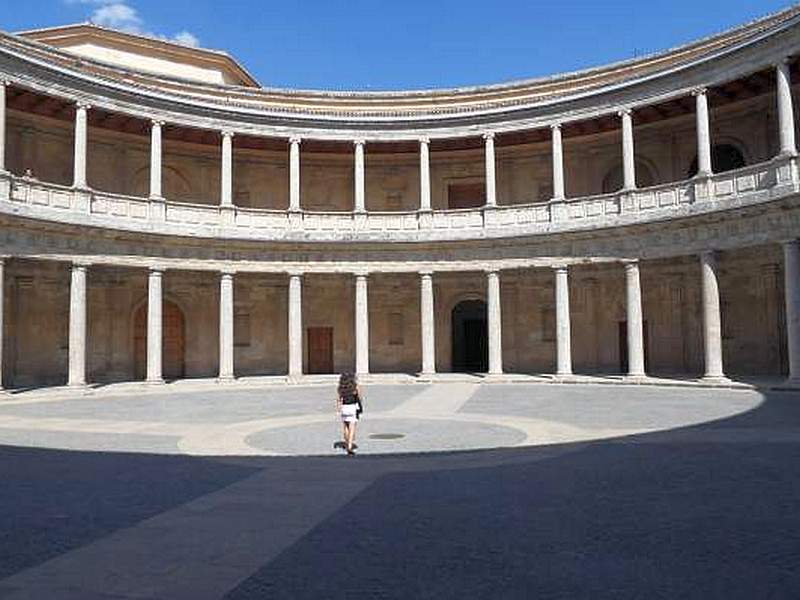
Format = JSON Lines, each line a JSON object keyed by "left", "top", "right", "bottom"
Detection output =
{"left": 340, "top": 403, "right": 358, "bottom": 423}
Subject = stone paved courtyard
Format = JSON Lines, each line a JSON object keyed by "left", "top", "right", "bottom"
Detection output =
{"left": 0, "top": 382, "right": 799, "bottom": 598}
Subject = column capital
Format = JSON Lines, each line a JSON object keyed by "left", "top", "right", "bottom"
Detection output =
{"left": 353, "top": 138, "right": 366, "bottom": 147}
{"left": 418, "top": 136, "right": 430, "bottom": 145}
{"left": 782, "top": 239, "right": 800, "bottom": 248}
{"left": 483, "top": 132, "right": 495, "bottom": 141}
{"left": 221, "top": 130, "right": 235, "bottom": 139}
{"left": 617, "top": 107, "right": 632, "bottom": 118}
{"left": 75, "top": 101, "right": 92, "bottom": 111}
{"left": 552, "top": 264, "right": 570, "bottom": 274}
{"left": 289, "top": 136, "right": 302, "bottom": 145}
{"left": 419, "top": 270, "right": 434, "bottom": 277}
{"left": 0, "top": 80, "right": 10, "bottom": 88}
{"left": 700, "top": 249, "right": 717, "bottom": 260}
{"left": 148, "top": 266, "right": 165, "bottom": 275}
{"left": 691, "top": 87, "right": 708, "bottom": 98}
{"left": 484, "top": 268, "right": 500, "bottom": 277}
{"left": 71, "top": 261, "right": 91, "bottom": 270}
{"left": 777, "top": 56, "right": 794, "bottom": 67}
{"left": 220, "top": 269, "right": 235, "bottom": 278}
{"left": 550, "top": 122, "right": 562, "bottom": 131}
{"left": 621, "top": 258, "right": 640, "bottom": 267}
{"left": 286, "top": 269, "right": 305, "bottom": 278}
{"left": 150, "top": 119, "right": 165, "bottom": 128}
{"left": 353, "top": 271, "right": 369, "bottom": 280}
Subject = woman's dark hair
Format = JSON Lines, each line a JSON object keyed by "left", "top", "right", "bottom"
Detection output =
{"left": 338, "top": 372, "right": 357, "bottom": 397}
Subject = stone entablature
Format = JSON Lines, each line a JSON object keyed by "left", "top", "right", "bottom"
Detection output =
{"left": 1, "top": 158, "right": 796, "bottom": 244}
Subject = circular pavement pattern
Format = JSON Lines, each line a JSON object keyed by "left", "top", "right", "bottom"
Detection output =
{"left": 0, "top": 382, "right": 768, "bottom": 456}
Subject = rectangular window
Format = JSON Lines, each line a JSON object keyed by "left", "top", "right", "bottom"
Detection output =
{"left": 448, "top": 181, "right": 485, "bottom": 209}
{"left": 542, "top": 307, "right": 555, "bottom": 342}
{"left": 388, "top": 312, "right": 404, "bottom": 346}
{"left": 234, "top": 312, "right": 251, "bottom": 347}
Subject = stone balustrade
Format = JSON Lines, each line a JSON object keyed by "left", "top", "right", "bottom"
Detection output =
{"left": 0, "top": 158, "right": 795, "bottom": 243}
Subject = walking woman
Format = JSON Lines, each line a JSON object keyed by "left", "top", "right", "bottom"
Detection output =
{"left": 336, "top": 372, "right": 362, "bottom": 456}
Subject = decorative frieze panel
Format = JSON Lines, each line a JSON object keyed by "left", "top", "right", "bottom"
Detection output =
{"left": 0, "top": 158, "right": 796, "bottom": 249}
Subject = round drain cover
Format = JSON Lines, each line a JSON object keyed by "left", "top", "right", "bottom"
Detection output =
{"left": 369, "top": 433, "right": 405, "bottom": 440}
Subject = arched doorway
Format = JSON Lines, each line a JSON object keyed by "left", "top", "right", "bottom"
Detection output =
{"left": 133, "top": 300, "right": 185, "bottom": 380}
{"left": 687, "top": 144, "right": 746, "bottom": 177}
{"left": 452, "top": 300, "right": 488, "bottom": 372}
{"left": 601, "top": 160, "right": 656, "bottom": 193}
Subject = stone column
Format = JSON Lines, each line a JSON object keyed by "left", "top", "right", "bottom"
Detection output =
{"left": 554, "top": 266, "right": 572, "bottom": 376}
{"left": 355, "top": 273, "right": 369, "bottom": 375}
{"left": 218, "top": 271, "right": 234, "bottom": 380}
{"left": 624, "top": 260, "right": 646, "bottom": 377}
{"left": 551, "top": 124, "right": 565, "bottom": 200}
{"left": 700, "top": 251, "right": 725, "bottom": 380}
{"left": 221, "top": 130, "right": 234, "bottom": 207}
{"left": 68, "top": 263, "right": 88, "bottom": 387}
{"left": 486, "top": 270, "right": 503, "bottom": 374}
{"left": 777, "top": 59, "right": 797, "bottom": 157}
{"left": 783, "top": 240, "right": 800, "bottom": 383}
{"left": 289, "top": 137, "right": 301, "bottom": 211}
{"left": 73, "top": 103, "right": 90, "bottom": 188}
{"left": 420, "top": 271, "right": 435, "bottom": 374}
{"left": 354, "top": 139, "right": 366, "bottom": 213}
{"left": 620, "top": 109, "right": 636, "bottom": 190}
{"left": 0, "top": 81, "right": 7, "bottom": 173}
{"left": 484, "top": 133, "right": 497, "bottom": 207}
{"left": 419, "top": 137, "right": 431, "bottom": 211}
{"left": 146, "top": 268, "right": 163, "bottom": 383}
{"left": 693, "top": 89, "right": 712, "bottom": 177}
{"left": 288, "top": 273, "right": 303, "bottom": 378}
{"left": 149, "top": 120, "right": 163, "bottom": 199}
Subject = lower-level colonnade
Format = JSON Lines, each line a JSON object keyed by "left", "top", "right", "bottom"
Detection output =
{"left": 1, "top": 241, "right": 799, "bottom": 389}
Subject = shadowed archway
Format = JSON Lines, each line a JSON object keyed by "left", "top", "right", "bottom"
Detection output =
{"left": 451, "top": 299, "right": 488, "bottom": 373}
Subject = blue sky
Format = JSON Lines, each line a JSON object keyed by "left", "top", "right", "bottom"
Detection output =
{"left": 1, "top": 1, "right": 795, "bottom": 90}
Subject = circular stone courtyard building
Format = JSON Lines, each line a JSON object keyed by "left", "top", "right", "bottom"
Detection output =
{"left": 0, "top": 8, "right": 799, "bottom": 389}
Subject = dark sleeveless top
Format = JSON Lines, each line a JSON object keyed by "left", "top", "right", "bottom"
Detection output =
{"left": 341, "top": 390, "right": 359, "bottom": 405}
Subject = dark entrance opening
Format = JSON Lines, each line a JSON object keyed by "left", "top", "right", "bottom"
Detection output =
{"left": 687, "top": 144, "right": 746, "bottom": 177}
{"left": 452, "top": 300, "right": 488, "bottom": 372}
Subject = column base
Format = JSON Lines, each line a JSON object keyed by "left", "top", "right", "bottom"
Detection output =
{"left": 623, "top": 373, "right": 648, "bottom": 383}
{"left": 699, "top": 375, "right": 730, "bottom": 385}
{"left": 553, "top": 372, "right": 575, "bottom": 383}
{"left": 217, "top": 375, "right": 236, "bottom": 384}
{"left": 776, "top": 377, "right": 800, "bottom": 390}
{"left": 145, "top": 378, "right": 165, "bottom": 385}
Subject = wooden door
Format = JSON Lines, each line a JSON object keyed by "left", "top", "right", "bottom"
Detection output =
{"left": 307, "top": 327, "right": 333, "bottom": 374}
{"left": 134, "top": 301, "right": 185, "bottom": 380}
{"left": 162, "top": 302, "right": 185, "bottom": 379}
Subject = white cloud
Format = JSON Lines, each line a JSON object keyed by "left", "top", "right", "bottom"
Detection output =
{"left": 92, "top": 3, "right": 142, "bottom": 30}
{"left": 172, "top": 31, "right": 199, "bottom": 47}
{"left": 65, "top": 0, "right": 200, "bottom": 47}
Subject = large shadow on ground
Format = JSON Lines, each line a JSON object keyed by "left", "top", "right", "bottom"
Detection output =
{"left": 1, "top": 390, "right": 799, "bottom": 599}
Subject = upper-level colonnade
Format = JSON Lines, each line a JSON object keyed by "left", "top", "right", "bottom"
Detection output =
{"left": 0, "top": 61, "right": 797, "bottom": 218}
{"left": 0, "top": 7, "right": 797, "bottom": 226}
